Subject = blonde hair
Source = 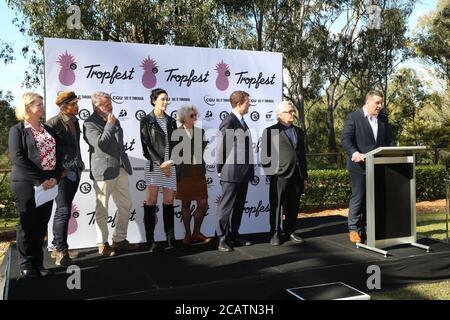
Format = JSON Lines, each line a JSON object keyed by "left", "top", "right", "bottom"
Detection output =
{"left": 15, "top": 92, "right": 43, "bottom": 121}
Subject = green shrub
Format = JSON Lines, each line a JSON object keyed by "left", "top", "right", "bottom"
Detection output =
{"left": 0, "top": 166, "right": 446, "bottom": 220}
{"left": 415, "top": 165, "right": 447, "bottom": 201}
{"left": 300, "top": 165, "right": 447, "bottom": 209}
{"left": 0, "top": 172, "right": 16, "bottom": 220}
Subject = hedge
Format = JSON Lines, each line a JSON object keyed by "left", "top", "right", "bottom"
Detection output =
{"left": 0, "top": 165, "right": 447, "bottom": 220}
{"left": 300, "top": 165, "right": 447, "bottom": 210}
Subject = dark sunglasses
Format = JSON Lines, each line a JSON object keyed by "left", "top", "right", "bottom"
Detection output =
{"left": 189, "top": 113, "right": 198, "bottom": 118}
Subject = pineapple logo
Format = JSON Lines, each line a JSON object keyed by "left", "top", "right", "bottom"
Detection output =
{"left": 215, "top": 60, "right": 230, "bottom": 91}
{"left": 68, "top": 203, "right": 80, "bottom": 235}
{"left": 57, "top": 51, "right": 77, "bottom": 86}
{"left": 140, "top": 56, "right": 158, "bottom": 89}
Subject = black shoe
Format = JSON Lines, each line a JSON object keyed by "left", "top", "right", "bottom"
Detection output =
{"left": 290, "top": 233, "right": 305, "bottom": 244}
{"left": 166, "top": 237, "right": 178, "bottom": 250}
{"left": 270, "top": 234, "right": 281, "bottom": 246}
{"left": 20, "top": 268, "right": 41, "bottom": 279}
{"left": 228, "top": 237, "right": 252, "bottom": 247}
{"left": 37, "top": 266, "right": 53, "bottom": 277}
{"left": 218, "top": 240, "right": 233, "bottom": 252}
{"left": 148, "top": 242, "right": 158, "bottom": 252}
{"left": 359, "top": 230, "right": 367, "bottom": 242}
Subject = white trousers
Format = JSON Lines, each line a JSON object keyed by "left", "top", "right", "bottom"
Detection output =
{"left": 93, "top": 168, "right": 132, "bottom": 244}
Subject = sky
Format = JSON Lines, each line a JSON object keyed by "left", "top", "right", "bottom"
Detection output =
{"left": 0, "top": 0, "right": 441, "bottom": 106}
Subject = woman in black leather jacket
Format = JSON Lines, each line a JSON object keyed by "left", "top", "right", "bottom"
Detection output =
{"left": 140, "top": 88, "right": 178, "bottom": 251}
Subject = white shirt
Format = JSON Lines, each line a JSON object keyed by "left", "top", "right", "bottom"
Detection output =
{"left": 351, "top": 107, "right": 378, "bottom": 161}
{"left": 231, "top": 109, "right": 245, "bottom": 124}
{"left": 363, "top": 107, "right": 378, "bottom": 141}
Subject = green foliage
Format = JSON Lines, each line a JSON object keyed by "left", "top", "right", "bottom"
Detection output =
{"left": 0, "top": 91, "right": 18, "bottom": 158}
{"left": 0, "top": 173, "right": 16, "bottom": 220}
{"left": 414, "top": 0, "right": 450, "bottom": 84}
{"left": 415, "top": 165, "right": 447, "bottom": 201}
{"left": 300, "top": 165, "right": 447, "bottom": 209}
{"left": 300, "top": 169, "right": 352, "bottom": 208}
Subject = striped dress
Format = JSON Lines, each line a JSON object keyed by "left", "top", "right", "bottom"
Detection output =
{"left": 144, "top": 117, "right": 177, "bottom": 191}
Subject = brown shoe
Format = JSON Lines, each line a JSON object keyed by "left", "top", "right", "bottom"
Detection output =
{"left": 112, "top": 239, "right": 139, "bottom": 252}
{"left": 349, "top": 231, "right": 362, "bottom": 243}
{"left": 98, "top": 242, "right": 116, "bottom": 256}
{"left": 51, "top": 246, "right": 79, "bottom": 259}
{"left": 55, "top": 250, "right": 72, "bottom": 267}
{"left": 192, "top": 233, "right": 212, "bottom": 244}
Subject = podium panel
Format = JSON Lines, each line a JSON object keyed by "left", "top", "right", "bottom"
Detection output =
{"left": 374, "top": 163, "right": 413, "bottom": 240}
{"left": 356, "top": 146, "right": 429, "bottom": 256}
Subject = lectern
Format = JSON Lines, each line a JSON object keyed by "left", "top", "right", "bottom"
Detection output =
{"left": 356, "top": 146, "right": 430, "bottom": 256}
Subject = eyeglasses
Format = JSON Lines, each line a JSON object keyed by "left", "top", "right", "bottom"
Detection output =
{"left": 189, "top": 114, "right": 198, "bottom": 118}
{"left": 282, "top": 110, "right": 296, "bottom": 114}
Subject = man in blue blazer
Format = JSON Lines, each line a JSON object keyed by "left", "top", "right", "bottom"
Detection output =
{"left": 341, "top": 90, "right": 395, "bottom": 243}
{"left": 216, "top": 90, "right": 254, "bottom": 252}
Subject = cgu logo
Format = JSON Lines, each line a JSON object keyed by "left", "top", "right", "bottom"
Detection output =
{"left": 58, "top": 51, "right": 77, "bottom": 86}
{"left": 215, "top": 60, "right": 230, "bottom": 91}
{"left": 111, "top": 94, "right": 124, "bottom": 105}
{"left": 204, "top": 95, "right": 216, "bottom": 106}
{"left": 140, "top": 56, "right": 158, "bottom": 89}
{"left": 206, "top": 164, "right": 216, "bottom": 172}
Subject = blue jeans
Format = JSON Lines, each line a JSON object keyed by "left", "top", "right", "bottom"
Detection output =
{"left": 52, "top": 176, "right": 80, "bottom": 251}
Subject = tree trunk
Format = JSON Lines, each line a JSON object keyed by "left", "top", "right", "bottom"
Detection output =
{"left": 326, "top": 85, "right": 338, "bottom": 165}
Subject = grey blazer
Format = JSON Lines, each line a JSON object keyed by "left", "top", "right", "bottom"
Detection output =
{"left": 83, "top": 112, "right": 132, "bottom": 181}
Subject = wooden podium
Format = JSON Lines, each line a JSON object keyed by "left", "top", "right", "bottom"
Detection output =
{"left": 356, "top": 146, "right": 430, "bottom": 256}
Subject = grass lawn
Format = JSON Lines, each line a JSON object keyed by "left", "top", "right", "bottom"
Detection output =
{"left": 0, "top": 218, "right": 18, "bottom": 233}
{"left": 372, "top": 211, "right": 449, "bottom": 300}
{"left": 371, "top": 280, "right": 450, "bottom": 300}
{"left": 417, "top": 211, "right": 448, "bottom": 241}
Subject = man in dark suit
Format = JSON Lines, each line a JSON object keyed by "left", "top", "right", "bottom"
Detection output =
{"left": 261, "top": 101, "right": 308, "bottom": 246}
{"left": 216, "top": 90, "right": 254, "bottom": 252}
{"left": 341, "top": 90, "right": 395, "bottom": 243}
{"left": 46, "top": 91, "right": 84, "bottom": 267}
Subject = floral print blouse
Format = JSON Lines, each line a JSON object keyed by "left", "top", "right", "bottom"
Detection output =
{"left": 24, "top": 121, "right": 56, "bottom": 171}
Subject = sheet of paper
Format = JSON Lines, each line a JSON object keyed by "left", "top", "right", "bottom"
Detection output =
{"left": 34, "top": 184, "right": 58, "bottom": 207}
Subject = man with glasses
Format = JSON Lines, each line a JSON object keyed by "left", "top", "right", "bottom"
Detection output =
{"left": 261, "top": 101, "right": 308, "bottom": 246}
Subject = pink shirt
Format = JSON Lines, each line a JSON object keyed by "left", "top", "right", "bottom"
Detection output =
{"left": 24, "top": 121, "right": 56, "bottom": 171}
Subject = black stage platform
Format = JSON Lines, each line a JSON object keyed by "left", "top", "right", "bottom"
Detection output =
{"left": 2, "top": 216, "right": 450, "bottom": 300}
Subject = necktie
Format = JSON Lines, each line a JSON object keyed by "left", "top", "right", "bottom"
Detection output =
{"left": 240, "top": 117, "right": 247, "bottom": 129}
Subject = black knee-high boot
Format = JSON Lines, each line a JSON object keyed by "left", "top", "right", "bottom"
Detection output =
{"left": 163, "top": 204, "right": 177, "bottom": 248}
{"left": 143, "top": 204, "right": 157, "bottom": 252}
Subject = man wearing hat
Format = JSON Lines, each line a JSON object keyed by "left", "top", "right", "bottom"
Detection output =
{"left": 46, "top": 91, "right": 84, "bottom": 267}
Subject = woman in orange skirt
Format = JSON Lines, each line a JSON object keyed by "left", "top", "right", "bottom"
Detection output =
{"left": 175, "top": 105, "right": 211, "bottom": 245}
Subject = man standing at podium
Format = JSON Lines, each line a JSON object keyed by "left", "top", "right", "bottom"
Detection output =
{"left": 341, "top": 90, "right": 395, "bottom": 243}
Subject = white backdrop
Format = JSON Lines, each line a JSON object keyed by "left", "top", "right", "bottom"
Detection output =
{"left": 44, "top": 37, "right": 282, "bottom": 249}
